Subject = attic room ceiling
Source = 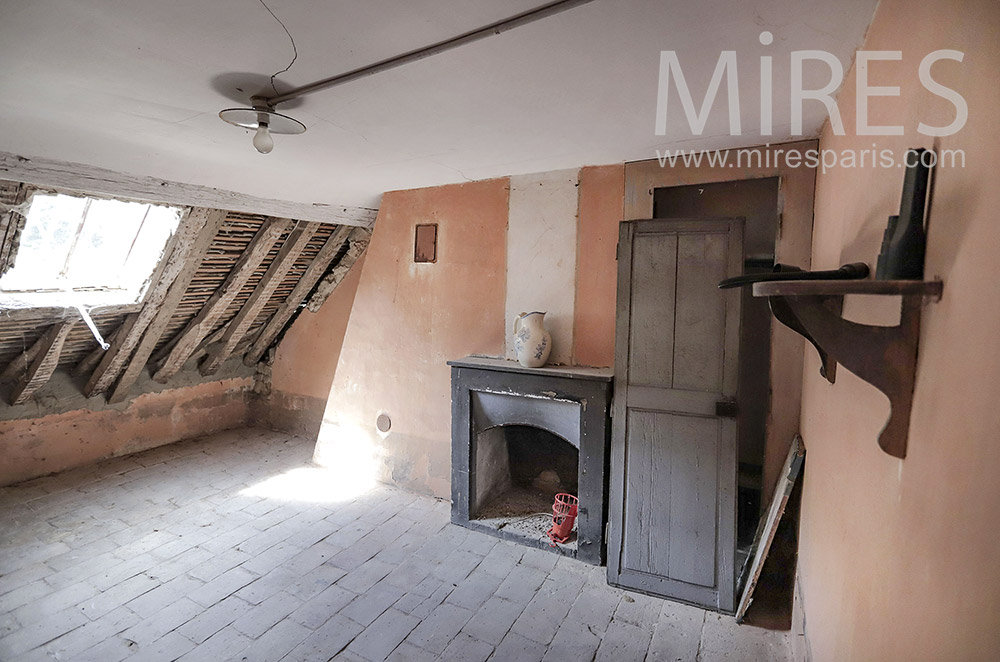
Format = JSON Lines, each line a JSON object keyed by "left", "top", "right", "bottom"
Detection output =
{"left": 0, "top": 0, "right": 878, "bottom": 209}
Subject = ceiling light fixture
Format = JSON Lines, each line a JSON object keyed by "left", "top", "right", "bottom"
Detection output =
{"left": 218, "top": 0, "right": 597, "bottom": 154}
{"left": 219, "top": 97, "right": 306, "bottom": 154}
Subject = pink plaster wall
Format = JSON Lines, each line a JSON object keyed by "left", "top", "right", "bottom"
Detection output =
{"left": 262, "top": 254, "right": 368, "bottom": 437}
{"left": 797, "top": 0, "right": 1000, "bottom": 658}
{"left": 0, "top": 378, "right": 251, "bottom": 486}
{"left": 317, "top": 179, "right": 510, "bottom": 498}
{"left": 573, "top": 164, "right": 625, "bottom": 368}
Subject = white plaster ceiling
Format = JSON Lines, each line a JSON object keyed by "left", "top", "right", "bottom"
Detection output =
{"left": 0, "top": 0, "right": 878, "bottom": 209}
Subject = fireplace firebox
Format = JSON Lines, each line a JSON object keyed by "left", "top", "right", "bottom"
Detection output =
{"left": 449, "top": 356, "right": 612, "bottom": 565}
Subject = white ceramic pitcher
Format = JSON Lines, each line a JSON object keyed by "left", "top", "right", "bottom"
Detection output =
{"left": 512, "top": 311, "right": 552, "bottom": 368}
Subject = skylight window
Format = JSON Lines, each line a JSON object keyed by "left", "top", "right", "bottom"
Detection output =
{"left": 0, "top": 193, "right": 181, "bottom": 307}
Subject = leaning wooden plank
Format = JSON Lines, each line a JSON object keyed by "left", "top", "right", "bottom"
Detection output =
{"left": 85, "top": 207, "right": 213, "bottom": 397}
{"left": 242, "top": 225, "right": 353, "bottom": 366}
{"left": 153, "top": 218, "right": 294, "bottom": 382}
{"left": 106, "top": 209, "right": 228, "bottom": 403}
{"left": 200, "top": 222, "right": 318, "bottom": 375}
{"left": 0, "top": 152, "right": 377, "bottom": 228}
{"left": 8, "top": 321, "right": 76, "bottom": 405}
{"left": 735, "top": 435, "right": 806, "bottom": 622}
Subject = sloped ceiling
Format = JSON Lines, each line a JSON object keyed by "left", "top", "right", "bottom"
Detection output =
{"left": 0, "top": 0, "right": 877, "bottom": 209}
{"left": 0, "top": 205, "right": 368, "bottom": 408}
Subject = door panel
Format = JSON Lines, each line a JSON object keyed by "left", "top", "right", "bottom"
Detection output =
{"left": 622, "top": 409, "right": 720, "bottom": 585}
{"left": 666, "top": 413, "right": 720, "bottom": 586}
{"left": 673, "top": 232, "right": 730, "bottom": 391}
{"left": 608, "top": 218, "right": 743, "bottom": 612}
{"left": 626, "top": 386, "right": 718, "bottom": 417}
{"left": 627, "top": 233, "right": 677, "bottom": 386}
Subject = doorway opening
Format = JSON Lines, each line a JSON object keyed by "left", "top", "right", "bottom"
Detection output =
{"left": 653, "top": 177, "right": 778, "bottom": 554}
{"left": 653, "top": 176, "right": 796, "bottom": 622}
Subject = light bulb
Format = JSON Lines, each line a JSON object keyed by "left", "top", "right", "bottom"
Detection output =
{"left": 253, "top": 123, "right": 274, "bottom": 154}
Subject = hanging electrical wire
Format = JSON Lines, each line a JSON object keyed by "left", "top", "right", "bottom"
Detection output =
{"left": 256, "top": 0, "right": 299, "bottom": 96}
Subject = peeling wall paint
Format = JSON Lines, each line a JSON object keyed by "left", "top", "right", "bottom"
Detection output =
{"left": 0, "top": 354, "right": 253, "bottom": 422}
{"left": 306, "top": 237, "right": 369, "bottom": 314}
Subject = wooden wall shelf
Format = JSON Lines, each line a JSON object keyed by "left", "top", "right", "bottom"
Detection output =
{"left": 752, "top": 279, "right": 943, "bottom": 459}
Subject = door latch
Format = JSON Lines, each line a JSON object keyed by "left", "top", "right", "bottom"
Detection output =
{"left": 715, "top": 399, "right": 738, "bottom": 418}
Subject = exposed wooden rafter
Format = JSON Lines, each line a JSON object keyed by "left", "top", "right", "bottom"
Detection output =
{"left": 106, "top": 209, "right": 228, "bottom": 403}
{"left": 8, "top": 321, "right": 75, "bottom": 405}
{"left": 0, "top": 152, "right": 378, "bottom": 228}
{"left": 190, "top": 320, "right": 233, "bottom": 363}
{"left": 153, "top": 218, "right": 293, "bottom": 383}
{"left": 200, "top": 222, "right": 318, "bottom": 375}
{"left": 85, "top": 208, "right": 220, "bottom": 397}
{"left": 0, "top": 304, "right": 139, "bottom": 323}
{"left": 0, "top": 173, "right": 374, "bottom": 410}
{"left": 305, "top": 227, "right": 371, "bottom": 313}
{"left": 243, "top": 225, "right": 354, "bottom": 366}
{"left": 1, "top": 337, "right": 43, "bottom": 382}
{"left": 73, "top": 325, "right": 121, "bottom": 378}
{"left": 0, "top": 180, "right": 29, "bottom": 276}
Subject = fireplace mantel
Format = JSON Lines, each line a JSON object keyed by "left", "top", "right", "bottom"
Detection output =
{"left": 449, "top": 355, "right": 613, "bottom": 565}
{"left": 448, "top": 356, "right": 613, "bottom": 382}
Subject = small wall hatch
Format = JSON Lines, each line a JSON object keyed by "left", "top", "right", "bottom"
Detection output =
{"left": 414, "top": 224, "right": 437, "bottom": 263}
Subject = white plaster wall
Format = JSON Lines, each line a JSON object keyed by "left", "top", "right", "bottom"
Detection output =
{"left": 505, "top": 169, "right": 580, "bottom": 365}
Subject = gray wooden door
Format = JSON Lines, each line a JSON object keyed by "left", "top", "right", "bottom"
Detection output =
{"left": 607, "top": 218, "right": 743, "bottom": 612}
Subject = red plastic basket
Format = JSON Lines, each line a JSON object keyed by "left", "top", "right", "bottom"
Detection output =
{"left": 547, "top": 493, "right": 579, "bottom": 545}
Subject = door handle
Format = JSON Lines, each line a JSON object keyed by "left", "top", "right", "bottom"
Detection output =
{"left": 715, "top": 399, "right": 738, "bottom": 418}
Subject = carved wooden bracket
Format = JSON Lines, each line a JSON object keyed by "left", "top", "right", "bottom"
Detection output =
{"left": 753, "top": 279, "right": 943, "bottom": 459}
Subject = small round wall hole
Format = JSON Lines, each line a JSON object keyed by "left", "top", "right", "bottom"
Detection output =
{"left": 376, "top": 413, "right": 392, "bottom": 433}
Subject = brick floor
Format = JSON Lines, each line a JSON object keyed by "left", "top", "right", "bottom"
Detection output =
{"left": 0, "top": 428, "right": 791, "bottom": 661}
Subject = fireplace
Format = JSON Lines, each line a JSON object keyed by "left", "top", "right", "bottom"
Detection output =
{"left": 474, "top": 424, "right": 579, "bottom": 530}
{"left": 449, "top": 356, "right": 612, "bottom": 565}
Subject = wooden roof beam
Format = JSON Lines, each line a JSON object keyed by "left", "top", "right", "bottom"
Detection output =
{"left": 0, "top": 304, "right": 139, "bottom": 323}
{"left": 0, "top": 181, "right": 29, "bottom": 276}
{"left": 304, "top": 227, "right": 371, "bottom": 313}
{"left": 1, "top": 335, "right": 44, "bottom": 382}
{"left": 242, "top": 225, "right": 353, "bottom": 366}
{"left": 8, "top": 320, "right": 75, "bottom": 405}
{"left": 200, "top": 222, "right": 318, "bottom": 375}
{"left": 106, "top": 209, "right": 228, "bottom": 403}
{"left": 85, "top": 207, "right": 220, "bottom": 397}
{"left": 152, "top": 218, "right": 293, "bottom": 383}
{"left": 0, "top": 152, "right": 377, "bottom": 228}
{"left": 73, "top": 324, "right": 121, "bottom": 378}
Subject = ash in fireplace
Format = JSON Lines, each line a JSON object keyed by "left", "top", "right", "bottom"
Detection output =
{"left": 474, "top": 483, "right": 577, "bottom": 550}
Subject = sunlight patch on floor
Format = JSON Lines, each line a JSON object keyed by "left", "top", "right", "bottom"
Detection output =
{"left": 240, "top": 465, "right": 371, "bottom": 504}
{"left": 241, "top": 422, "right": 378, "bottom": 503}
